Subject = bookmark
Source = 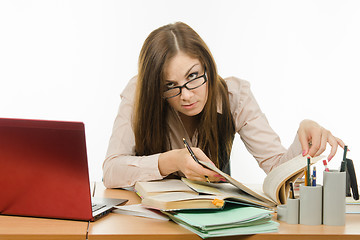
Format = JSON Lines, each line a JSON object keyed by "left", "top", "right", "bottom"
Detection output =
{"left": 212, "top": 198, "right": 224, "bottom": 207}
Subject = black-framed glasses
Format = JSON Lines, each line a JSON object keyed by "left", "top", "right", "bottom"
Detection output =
{"left": 163, "top": 70, "right": 207, "bottom": 99}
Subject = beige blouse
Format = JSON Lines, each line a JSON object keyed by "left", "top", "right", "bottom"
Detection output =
{"left": 103, "top": 76, "right": 302, "bottom": 188}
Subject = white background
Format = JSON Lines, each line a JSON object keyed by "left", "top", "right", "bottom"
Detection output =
{"left": 1, "top": 0, "right": 359, "bottom": 185}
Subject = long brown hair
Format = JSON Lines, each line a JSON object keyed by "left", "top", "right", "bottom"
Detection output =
{"left": 134, "top": 22, "right": 235, "bottom": 171}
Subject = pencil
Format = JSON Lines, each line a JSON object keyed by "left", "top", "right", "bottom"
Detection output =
{"left": 182, "top": 138, "right": 210, "bottom": 183}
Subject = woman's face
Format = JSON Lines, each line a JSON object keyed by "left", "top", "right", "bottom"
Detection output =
{"left": 164, "top": 52, "right": 208, "bottom": 117}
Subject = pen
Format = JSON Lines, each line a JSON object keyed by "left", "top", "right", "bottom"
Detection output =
{"left": 312, "top": 166, "right": 316, "bottom": 186}
{"left": 183, "top": 138, "right": 210, "bottom": 183}
{"left": 307, "top": 157, "right": 311, "bottom": 186}
{"left": 340, "top": 145, "right": 348, "bottom": 172}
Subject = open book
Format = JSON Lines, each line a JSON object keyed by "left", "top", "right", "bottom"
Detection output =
{"left": 135, "top": 154, "right": 323, "bottom": 211}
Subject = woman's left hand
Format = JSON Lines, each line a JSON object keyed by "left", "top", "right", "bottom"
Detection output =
{"left": 297, "top": 119, "right": 345, "bottom": 161}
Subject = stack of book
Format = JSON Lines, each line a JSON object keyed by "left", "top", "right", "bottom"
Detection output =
{"left": 293, "top": 177, "right": 305, "bottom": 198}
{"left": 346, "top": 197, "right": 360, "bottom": 214}
{"left": 134, "top": 154, "right": 324, "bottom": 238}
{"left": 163, "top": 204, "right": 278, "bottom": 238}
{"left": 135, "top": 179, "right": 279, "bottom": 238}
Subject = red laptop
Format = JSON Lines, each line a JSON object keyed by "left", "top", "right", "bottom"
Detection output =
{"left": 0, "top": 118, "right": 127, "bottom": 221}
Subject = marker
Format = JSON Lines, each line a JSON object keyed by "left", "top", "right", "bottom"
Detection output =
{"left": 312, "top": 166, "right": 316, "bottom": 186}
{"left": 340, "top": 145, "right": 348, "bottom": 172}
{"left": 343, "top": 145, "right": 348, "bottom": 160}
{"left": 323, "top": 159, "right": 330, "bottom": 172}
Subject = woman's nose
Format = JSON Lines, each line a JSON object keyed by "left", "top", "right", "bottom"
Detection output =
{"left": 180, "top": 87, "right": 193, "bottom": 100}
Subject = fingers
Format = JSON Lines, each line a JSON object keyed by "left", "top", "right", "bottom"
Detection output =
{"left": 327, "top": 136, "right": 339, "bottom": 161}
{"left": 186, "top": 172, "right": 225, "bottom": 182}
{"left": 312, "top": 130, "right": 327, "bottom": 157}
{"left": 212, "top": 174, "right": 227, "bottom": 182}
{"left": 298, "top": 120, "right": 345, "bottom": 161}
{"left": 298, "top": 128, "right": 310, "bottom": 156}
{"left": 183, "top": 167, "right": 218, "bottom": 182}
{"left": 298, "top": 119, "right": 319, "bottom": 156}
{"left": 186, "top": 174, "right": 209, "bottom": 182}
{"left": 181, "top": 148, "right": 218, "bottom": 182}
{"left": 336, "top": 137, "right": 346, "bottom": 149}
{"left": 186, "top": 172, "right": 226, "bottom": 183}
{"left": 310, "top": 129, "right": 346, "bottom": 162}
{"left": 327, "top": 137, "right": 346, "bottom": 161}
{"left": 192, "top": 148, "right": 216, "bottom": 166}
{"left": 307, "top": 129, "right": 321, "bottom": 157}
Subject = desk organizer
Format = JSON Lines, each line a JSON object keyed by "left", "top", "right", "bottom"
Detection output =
{"left": 299, "top": 184, "right": 323, "bottom": 225}
{"left": 323, "top": 170, "right": 346, "bottom": 226}
{"left": 286, "top": 198, "right": 299, "bottom": 224}
{"left": 277, "top": 169, "right": 347, "bottom": 226}
{"left": 276, "top": 205, "right": 287, "bottom": 222}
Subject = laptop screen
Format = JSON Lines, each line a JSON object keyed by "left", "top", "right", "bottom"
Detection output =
{"left": 0, "top": 118, "right": 94, "bottom": 220}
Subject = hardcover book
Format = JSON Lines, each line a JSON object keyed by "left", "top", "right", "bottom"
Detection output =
{"left": 135, "top": 154, "right": 323, "bottom": 211}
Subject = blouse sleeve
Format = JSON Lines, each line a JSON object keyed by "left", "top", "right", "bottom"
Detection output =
{"left": 102, "top": 76, "right": 164, "bottom": 188}
{"left": 226, "top": 77, "right": 303, "bottom": 174}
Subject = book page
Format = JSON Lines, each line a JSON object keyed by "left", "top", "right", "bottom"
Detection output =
{"left": 113, "top": 204, "right": 169, "bottom": 221}
{"left": 199, "top": 160, "right": 275, "bottom": 206}
{"left": 144, "top": 191, "right": 218, "bottom": 202}
{"left": 135, "top": 179, "right": 194, "bottom": 198}
{"left": 244, "top": 184, "right": 272, "bottom": 203}
{"left": 278, "top": 171, "right": 304, "bottom": 204}
{"left": 262, "top": 154, "right": 324, "bottom": 204}
{"left": 142, "top": 191, "right": 223, "bottom": 211}
{"left": 182, "top": 178, "right": 275, "bottom": 209}
{"left": 181, "top": 178, "right": 224, "bottom": 195}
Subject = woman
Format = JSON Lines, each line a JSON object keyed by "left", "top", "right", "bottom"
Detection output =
{"left": 103, "top": 22, "right": 344, "bottom": 188}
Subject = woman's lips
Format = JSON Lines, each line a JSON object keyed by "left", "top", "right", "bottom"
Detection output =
{"left": 182, "top": 102, "right": 197, "bottom": 109}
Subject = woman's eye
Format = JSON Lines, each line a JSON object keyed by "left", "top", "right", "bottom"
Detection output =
{"left": 188, "top": 72, "right": 199, "bottom": 80}
{"left": 166, "top": 82, "right": 175, "bottom": 89}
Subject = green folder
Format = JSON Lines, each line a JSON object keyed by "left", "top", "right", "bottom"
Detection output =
{"left": 163, "top": 204, "right": 279, "bottom": 239}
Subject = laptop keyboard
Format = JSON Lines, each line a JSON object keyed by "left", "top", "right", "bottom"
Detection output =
{"left": 92, "top": 203, "right": 106, "bottom": 212}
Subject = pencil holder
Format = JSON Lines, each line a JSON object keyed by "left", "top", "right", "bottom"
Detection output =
{"left": 286, "top": 198, "right": 299, "bottom": 224}
{"left": 299, "top": 184, "right": 322, "bottom": 225}
{"left": 323, "top": 170, "right": 346, "bottom": 226}
{"left": 276, "top": 205, "right": 287, "bottom": 222}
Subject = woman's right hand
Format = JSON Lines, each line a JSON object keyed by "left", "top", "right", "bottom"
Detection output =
{"left": 158, "top": 148, "right": 224, "bottom": 182}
